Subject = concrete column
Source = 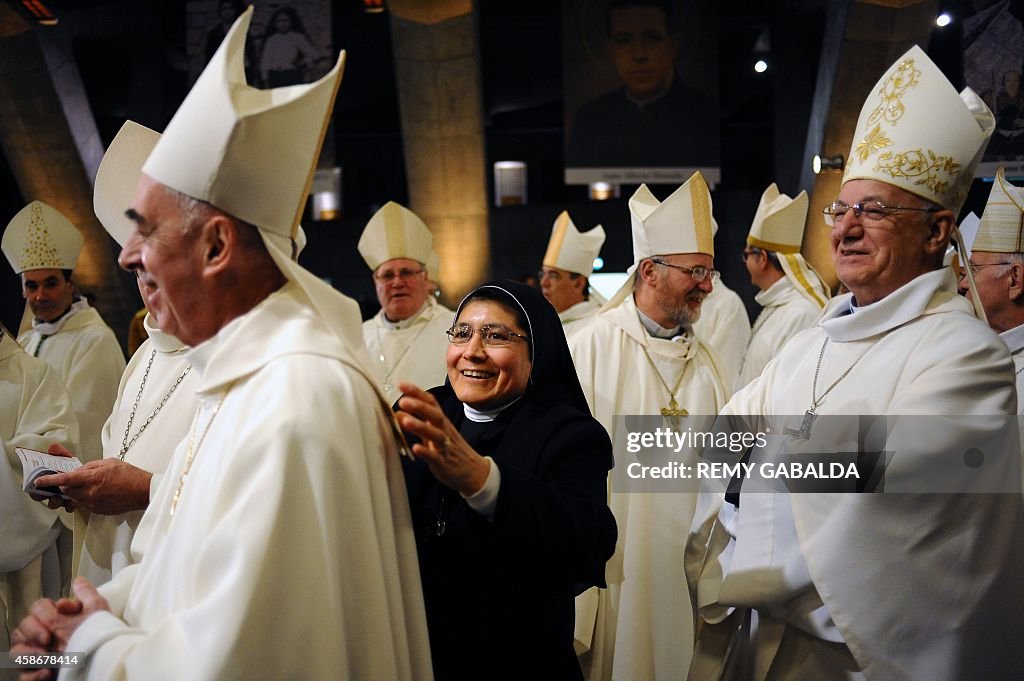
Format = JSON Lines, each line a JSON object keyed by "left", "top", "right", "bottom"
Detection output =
{"left": 0, "top": 6, "right": 135, "bottom": 342}
{"left": 388, "top": 0, "right": 489, "bottom": 305}
{"left": 802, "top": 0, "right": 939, "bottom": 289}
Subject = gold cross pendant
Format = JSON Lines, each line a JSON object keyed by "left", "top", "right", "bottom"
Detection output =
{"left": 661, "top": 396, "right": 688, "bottom": 431}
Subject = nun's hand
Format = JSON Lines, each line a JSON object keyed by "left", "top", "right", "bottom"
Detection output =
{"left": 396, "top": 382, "right": 491, "bottom": 496}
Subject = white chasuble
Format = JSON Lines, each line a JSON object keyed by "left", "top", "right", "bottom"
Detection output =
{"left": 570, "top": 295, "right": 729, "bottom": 681}
{"left": 363, "top": 299, "right": 453, "bottom": 404}
{"left": 63, "top": 284, "right": 432, "bottom": 681}
{"left": 696, "top": 269, "right": 1024, "bottom": 681}
{"left": 736, "top": 277, "right": 822, "bottom": 391}
{"left": 693, "top": 280, "right": 750, "bottom": 394}
{"left": 0, "top": 333, "right": 77, "bottom": 652}
{"left": 76, "top": 316, "right": 198, "bottom": 587}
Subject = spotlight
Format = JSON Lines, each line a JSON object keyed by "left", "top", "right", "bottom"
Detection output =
{"left": 754, "top": 60, "right": 768, "bottom": 73}
{"left": 812, "top": 154, "right": 844, "bottom": 174}
{"left": 936, "top": 13, "right": 952, "bottom": 27}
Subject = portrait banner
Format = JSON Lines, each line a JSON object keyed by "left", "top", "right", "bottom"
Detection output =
{"left": 563, "top": 0, "right": 721, "bottom": 185}
{"left": 963, "top": 0, "right": 1024, "bottom": 176}
{"left": 187, "top": 0, "right": 333, "bottom": 88}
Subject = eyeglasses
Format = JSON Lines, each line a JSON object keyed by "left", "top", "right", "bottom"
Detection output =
{"left": 651, "top": 259, "right": 718, "bottom": 283}
{"left": 741, "top": 248, "right": 762, "bottom": 262}
{"left": 822, "top": 200, "right": 937, "bottom": 227}
{"left": 962, "top": 262, "right": 1016, "bottom": 277}
{"left": 446, "top": 324, "right": 530, "bottom": 347}
{"left": 374, "top": 268, "right": 425, "bottom": 283}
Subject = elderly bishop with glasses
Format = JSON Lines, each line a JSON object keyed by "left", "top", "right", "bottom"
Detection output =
{"left": 688, "top": 46, "right": 1024, "bottom": 680}
{"left": 568, "top": 171, "right": 731, "bottom": 681}
{"left": 359, "top": 201, "right": 454, "bottom": 404}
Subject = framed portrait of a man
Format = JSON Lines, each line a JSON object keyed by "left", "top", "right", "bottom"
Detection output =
{"left": 563, "top": 0, "right": 721, "bottom": 185}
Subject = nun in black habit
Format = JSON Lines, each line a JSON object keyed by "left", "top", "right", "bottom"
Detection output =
{"left": 396, "top": 280, "right": 617, "bottom": 681}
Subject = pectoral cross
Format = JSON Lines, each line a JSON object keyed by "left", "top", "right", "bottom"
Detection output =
{"left": 784, "top": 409, "right": 816, "bottom": 440}
{"left": 661, "top": 397, "right": 688, "bottom": 431}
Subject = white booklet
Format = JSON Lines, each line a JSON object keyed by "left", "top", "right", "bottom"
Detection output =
{"left": 15, "top": 447, "right": 82, "bottom": 500}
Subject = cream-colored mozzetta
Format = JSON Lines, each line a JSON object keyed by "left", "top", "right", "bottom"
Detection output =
{"left": 2, "top": 201, "right": 84, "bottom": 273}
{"left": 358, "top": 201, "right": 434, "bottom": 270}
{"left": 543, "top": 211, "right": 605, "bottom": 277}
{"left": 843, "top": 44, "right": 995, "bottom": 215}
{"left": 604, "top": 172, "right": 716, "bottom": 309}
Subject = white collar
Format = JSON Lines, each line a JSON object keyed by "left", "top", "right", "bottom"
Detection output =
{"left": 463, "top": 396, "right": 522, "bottom": 422}
{"left": 1000, "top": 323, "right": 1024, "bottom": 356}
{"left": 381, "top": 302, "right": 430, "bottom": 331}
{"left": 32, "top": 298, "right": 89, "bottom": 336}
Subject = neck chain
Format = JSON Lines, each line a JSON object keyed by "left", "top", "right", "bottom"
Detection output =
{"left": 170, "top": 387, "right": 230, "bottom": 517}
{"left": 375, "top": 313, "right": 431, "bottom": 394}
{"left": 785, "top": 332, "right": 891, "bottom": 440}
{"left": 120, "top": 349, "right": 192, "bottom": 461}
{"left": 748, "top": 305, "right": 780, "bottom": 342}
{"left": 640, "top": 343, "right": 689, "bottom": 429}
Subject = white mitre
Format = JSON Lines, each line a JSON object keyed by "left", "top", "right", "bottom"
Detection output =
{"left": 357, "top": 201, "right": 433, "bottom": 271}
{"left": 604, "top": 171, "right": 715, "bottom": 309}
{"left": 543, "top": 211, "right": 605, "bottom": 278}
{"left": 747, "top": 183, "right": 829, "bottom": 307}
{"left": 96, "top": 120, "right": 307, "bottom": 256}
{"left": 972, "top": 168, "right": 1024, "bottom": 253}
{"left": 137, "top": 8, "right": 357, "bottom": 353}
{"left": 843, "top": 44, "right": 995, "bottom": 215}
{"left": 2, "top": 200, "right": 84, "bottom": 274}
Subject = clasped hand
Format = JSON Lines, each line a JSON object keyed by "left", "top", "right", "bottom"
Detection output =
{"left": 10, "top": 578, "right": 110, "bottom": 681}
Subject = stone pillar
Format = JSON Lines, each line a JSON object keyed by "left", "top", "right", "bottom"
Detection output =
{"left": 0, "top": 6, "right": 135, "bottom": 343}
{"left": 388, "top": 0, "right": 489, "bottom": 305}
{"left": 803, "top": 0, "right": 939, "bottom": 289}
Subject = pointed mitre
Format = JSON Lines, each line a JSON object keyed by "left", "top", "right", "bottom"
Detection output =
{"left": 96, "top": 120, "right": 308, "bottom": 256}
{"left": 972, "top": 168, "right": 1024, "bottom": 253}
{"left": 603, "top": 172, "right": 715, "bottom": 309}
{"left": 543, "top": 211, "right": 605, "bottom": 277}
{"left": 843, "top": 45, "right": 994, "bottom": 215}
{"left": 95, "top": 121, "right": 160, "bottom": 248}
{"left": 746, "top": 183, "right": 808, "bottom": 253}
{"left": 137, "top": 8, "right": 366, "bottom": 365}
{"left": 357, "top": 201, "right": 434, "bottom": 270}
{"left": 746, "top": 183, "right": 828, "bottom": 308}
{"left": 2, "top": 201, "right": 83, "bottom": 274}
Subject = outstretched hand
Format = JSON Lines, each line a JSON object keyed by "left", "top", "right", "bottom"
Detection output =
{"left": 395, "top": 382, "right": 490, "bottom": 496}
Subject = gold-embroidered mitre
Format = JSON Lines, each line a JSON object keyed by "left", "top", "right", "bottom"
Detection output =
{"left": 543, "top": 211, "right": 605, "bottom": 277}
{"left": 2, "top": 201, "right": 83, "bottom": 274}
{"left": 358, "top": 202, "right": 434, "bottom": 271}
{"left": 972, "top": 168, "right": 1024, "bottom": 253}
{"left": 843, "top": 45, "right": 995, "bottom": 214}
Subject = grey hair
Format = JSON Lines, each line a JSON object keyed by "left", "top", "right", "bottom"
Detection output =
{"left": 159, "top": 184, "right": 215, "bottom": 234}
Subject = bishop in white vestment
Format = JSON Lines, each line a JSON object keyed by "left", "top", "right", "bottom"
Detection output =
{"left": 737, "top": 184, "right": 830, "bottom": 390}
{"left": 571, "top": 173, "right": 730, "bottom": 681}
{"left": 11, "top": 10, "right": 432, "bottom": 680}
{"left": 359, "top": 202, "right": 452, "bottom": 403}
{"left": 0, "top": 330, "right": 77, "bottom": 663}
{"left": 690, "top": 45, "right": 1024, "bottom": 681}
